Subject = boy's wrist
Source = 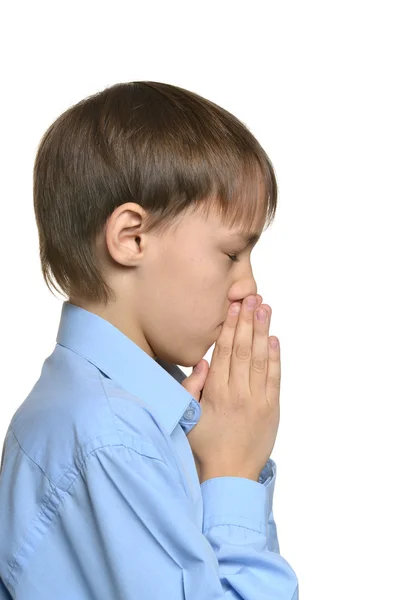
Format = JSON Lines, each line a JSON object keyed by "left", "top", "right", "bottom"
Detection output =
{"left": 200, "top": 470, "right": 260, "bottom": 484}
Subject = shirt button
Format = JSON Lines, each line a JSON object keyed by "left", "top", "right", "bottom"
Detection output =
{"left": 183, "top": 407, "right": 195, "bottom": 421}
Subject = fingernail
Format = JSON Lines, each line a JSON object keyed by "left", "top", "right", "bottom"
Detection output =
{"left": 230, "top": 303, "right": 241, "bottom": 315}
{"left": 194, "top": 362, "right": 203, "bottom": 373}
{"left": 256, "top": 309, "right": 266, "bottom": 323}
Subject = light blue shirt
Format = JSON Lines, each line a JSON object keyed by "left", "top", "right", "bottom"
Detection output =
{"left": 0, "top": 301, "right": 298, "bottom": 599}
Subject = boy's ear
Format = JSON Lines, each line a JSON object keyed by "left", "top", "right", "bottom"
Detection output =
{"left": 104, "top": 203, "right": 148, "bottom": 266}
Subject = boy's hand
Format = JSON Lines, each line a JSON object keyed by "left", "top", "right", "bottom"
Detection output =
{"left": 182, "top": 294, "right": 281, "bottom": 483}
{"left": 183, "top": 294, "right": 262, "bottom": 401}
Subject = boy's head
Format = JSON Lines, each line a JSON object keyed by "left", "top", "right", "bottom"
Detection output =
{"left": 34, "top": 81, "right": 277, "bottom": 367}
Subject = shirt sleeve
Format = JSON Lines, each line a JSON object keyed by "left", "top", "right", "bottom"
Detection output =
{"left": 57, "top": 441, "right": 298, "bottom": 599}
{"left": 201, "top": 463, "right": 298, "bottom": 598}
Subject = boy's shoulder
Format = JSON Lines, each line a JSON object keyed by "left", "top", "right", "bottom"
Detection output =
{"left": 7, "top": 344, "right": 168, "bottom": 489}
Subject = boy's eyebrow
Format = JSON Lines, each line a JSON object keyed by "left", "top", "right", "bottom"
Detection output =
{"left": 233, "top": 232, "right": 261, "bottom": 246}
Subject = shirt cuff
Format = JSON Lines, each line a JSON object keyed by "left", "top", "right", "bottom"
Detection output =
{"left": 200, "top": 458, "right": 276, "bottom": 536}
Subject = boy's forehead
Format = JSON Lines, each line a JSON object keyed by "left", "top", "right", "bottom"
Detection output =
{"left": 230, "top": 230, "right": 262, "bottom": 244}
{"left": 214, "top": 199, "right": 267, "bottom": 237}
{"left": 210, "top": 213, "right": 264, "bottom": 241}
{"left": 176, "top": 170, "right": 268, "bottom": 239}
{"left": 215, "top": 227, "right": 263, "bottom": 245}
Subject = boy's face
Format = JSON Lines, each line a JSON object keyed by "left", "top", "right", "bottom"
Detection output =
{"left": 86, "top": 200, "right": 265, "bottom": 369}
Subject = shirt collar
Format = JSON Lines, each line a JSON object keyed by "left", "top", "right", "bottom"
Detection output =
{"left": 56, "top": 301, "right": 197, "bottom": 436}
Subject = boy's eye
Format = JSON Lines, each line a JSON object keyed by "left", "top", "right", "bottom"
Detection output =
{"left": 227, "top": 253, "right": 240, "bottom": 263}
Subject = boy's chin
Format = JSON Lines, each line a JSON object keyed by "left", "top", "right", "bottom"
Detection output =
{"left": 155, "top": 339, "right": 215, "bottom": 370}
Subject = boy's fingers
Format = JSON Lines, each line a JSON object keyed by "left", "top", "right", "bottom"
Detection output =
{"left": 229, "top": 296, "right": 256, "bottom": 391}
{"left": 266, "top": 337, "right": 281, "bottom": 408}
{"left": 209, "top": 295, "right": 261, "bottom": 387}
{"left": 250, "top": 305, "right": 270, "bottom": 394}
{"left": 209, "top": 302, "right": 241, "bottom": 386}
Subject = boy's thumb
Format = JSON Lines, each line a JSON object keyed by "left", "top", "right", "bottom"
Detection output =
{"left": 180, "top": 359, "right": 209, "bottom": 401}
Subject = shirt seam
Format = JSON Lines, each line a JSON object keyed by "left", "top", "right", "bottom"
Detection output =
{"left": 96, "top": 371, "right": 192, "bottom": 498}
{"left": 5, "top": 441, "right": 167, "bottom": 591}
{"left": 97, "top": 368, "right": 120, "bottom": 433}
{"left": 77, "top": 441, "right": 166, "bottom": 473}
{"left": 203, "top": 522, "right": 266, "bottom": 536}
{"left": 10, "top": 429, "right": 58, "bottom": 489}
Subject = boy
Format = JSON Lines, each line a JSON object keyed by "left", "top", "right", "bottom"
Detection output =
{"left": 0, "top": 81, "right": 298, "bottom": 599}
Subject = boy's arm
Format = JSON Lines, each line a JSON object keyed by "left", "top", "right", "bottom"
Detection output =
{"left": 53, "top": 442, "right": 298, "bottom": 599}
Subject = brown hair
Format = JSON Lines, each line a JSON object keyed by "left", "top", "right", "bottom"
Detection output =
{"left": 33, "top": 81, "right": 278, "bottom": 305}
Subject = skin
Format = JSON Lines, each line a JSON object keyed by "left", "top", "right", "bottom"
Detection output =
{"left": 69, "top": 201, "right": 265, "bottom": 369}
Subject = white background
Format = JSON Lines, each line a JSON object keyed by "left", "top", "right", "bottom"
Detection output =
{"left": 1, "top": 1, "right": 398, "bottom": 598}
